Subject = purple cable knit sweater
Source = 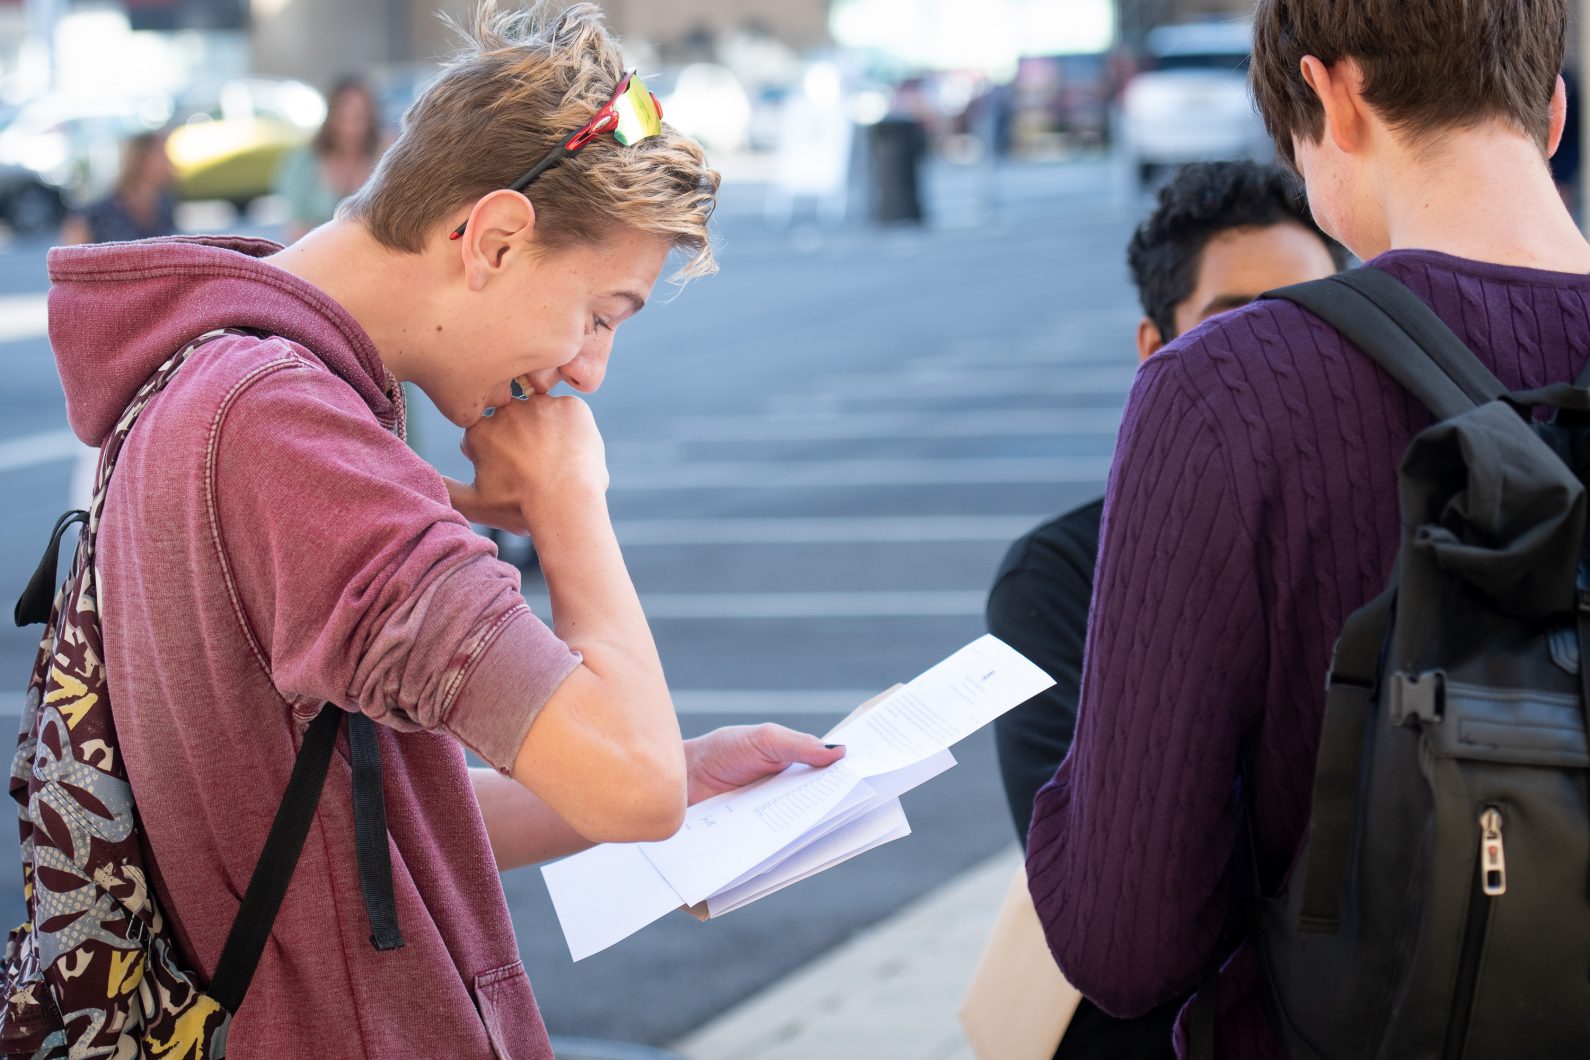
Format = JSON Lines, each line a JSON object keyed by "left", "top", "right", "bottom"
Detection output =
{"left": 1025, "top": 249, "right": 1590, "bottom": 1058}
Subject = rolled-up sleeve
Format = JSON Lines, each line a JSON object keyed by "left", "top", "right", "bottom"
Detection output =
{"left": 210, "top": 357, "right": 580, "bottom": 770}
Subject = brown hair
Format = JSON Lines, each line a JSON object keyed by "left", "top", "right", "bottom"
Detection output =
{"left": 1251, "top": 0, "right": 1567, "bottom": 168}
{"left": 341, "top": 2, "right": 719, "bottom": 278}
{"left": 313, "top": 76, "right": 383, "bottom": 160}
{"left": 115, "top": 131, "right": 170, "bottom": 198}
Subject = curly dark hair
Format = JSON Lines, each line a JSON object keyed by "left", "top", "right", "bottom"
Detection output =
{"left": 1127, "top": 161, "right": 1346, "bottom": 342}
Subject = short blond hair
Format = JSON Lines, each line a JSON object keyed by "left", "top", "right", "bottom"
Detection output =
{"left": 342, "top": 2, "right": 719, "bottom": 278}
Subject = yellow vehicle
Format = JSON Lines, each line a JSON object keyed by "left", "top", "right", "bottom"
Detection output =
{"left": 165, "top": 78, "right": 325, "bottom": 206}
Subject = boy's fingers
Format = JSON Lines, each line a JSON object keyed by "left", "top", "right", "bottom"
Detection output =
{"left": 752, "top": 724, "right": 846, "bottom": 768}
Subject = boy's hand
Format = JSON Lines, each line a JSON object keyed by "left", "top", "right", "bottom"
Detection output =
{"left": 443, "top": 392, "right": 609, "bottom": 534}
{"left": 683, "top": 724, "right": 847, "bottom": 805}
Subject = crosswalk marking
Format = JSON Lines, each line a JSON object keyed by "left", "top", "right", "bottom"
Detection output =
{"left": 611, "top": 514, "right": 1046, "bottom": 546}
{"left": 609, "top": 456, "right": 1110, "bottom": 490}
{"left": 667, "top": 407, "right": 1122, "bottom": 442}
{"left": 0, "top": 430, "right": 81, "bottom": 474}
{"left": 526, "top": 590, "right": 986, "bottom": 620}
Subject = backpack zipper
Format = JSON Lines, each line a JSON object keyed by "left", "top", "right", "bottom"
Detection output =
{"left": 1442, "top": 806, "right": 1505, "bottom": 1060}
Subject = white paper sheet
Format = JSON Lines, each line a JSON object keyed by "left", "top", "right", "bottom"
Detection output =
{"left": 540, "top": 637, "right": 1054, "bottom": 960}
{"left": 709, "top": 749, "right": 955, "bottom": 897}
{"left": 826, "top": 635, "right": 1055, "bottom": 777}
{"left": 706, "top": 799, "right": 913, "bottom": 916}
{"left": 539, "top": 754, "right": 951, "bottom": 962}
{"left": 637, "top": 760, "right": 871, "bottom": 905}
{"left": 541, "top": 840, "right": 684, "bottom": 961}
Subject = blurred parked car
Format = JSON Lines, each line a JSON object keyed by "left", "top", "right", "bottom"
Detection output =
{"left": 0, "top": 95, "right": 168, "bottom": 231}
{"left": 1120, "top": 21, "right": 1270, "bottom": 186}
{"left": 165, "top": 78, "right": 325, "bottom": 207}
{"left": 0, "top": 163, "right": 65, "bottom": 233}
{"left": 1012, "top": 53, "right": 1111, "bottom": 150}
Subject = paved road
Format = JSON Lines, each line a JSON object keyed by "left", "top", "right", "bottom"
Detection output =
{"left": 0, "top": 155, "right": 1143, "bottom": 1046}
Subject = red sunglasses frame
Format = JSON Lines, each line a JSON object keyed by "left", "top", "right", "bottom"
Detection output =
{"left": 450, "top": 72, "right": 662, "bottom": 241}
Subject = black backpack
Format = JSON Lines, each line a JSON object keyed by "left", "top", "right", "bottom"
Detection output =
{"left": 1232, "top": 268, "right": 1590, "bottom": 1059}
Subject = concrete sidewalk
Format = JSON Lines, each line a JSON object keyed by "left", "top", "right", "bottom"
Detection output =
{"left": 672, "top": 846, "right": 1023, "bottom": 1060}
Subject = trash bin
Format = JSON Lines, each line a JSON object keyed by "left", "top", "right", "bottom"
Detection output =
{"left": 867, "top": 117, "right": 927, "bottom": 224}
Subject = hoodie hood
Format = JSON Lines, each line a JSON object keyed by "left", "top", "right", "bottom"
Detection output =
{"left": 48, "top": 235, "right": 398, "bottom": 445}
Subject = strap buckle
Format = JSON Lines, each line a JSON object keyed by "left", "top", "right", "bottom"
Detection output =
{"left": 1389, "top": 670, "right": 1445, "bottom": 726}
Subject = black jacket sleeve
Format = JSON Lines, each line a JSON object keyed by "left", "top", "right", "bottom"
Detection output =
{"left": 986, "top": 499, "right": 1103, "bottom": 846}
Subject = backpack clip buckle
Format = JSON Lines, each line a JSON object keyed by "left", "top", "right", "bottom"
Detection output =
{"left": 1390, "top": 670, "right": 1445, "bottom": 726}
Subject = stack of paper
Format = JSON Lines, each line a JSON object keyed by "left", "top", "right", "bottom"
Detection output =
{"left": 541, "top": 635, "right": 1055, "bottom": 961}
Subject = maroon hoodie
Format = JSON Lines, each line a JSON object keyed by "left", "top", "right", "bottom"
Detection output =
{"left": 47, "top": 235, "right": 580, "bottom": 1058}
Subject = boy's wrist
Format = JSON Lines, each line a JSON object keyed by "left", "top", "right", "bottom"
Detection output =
{"left": 519, "top": 485, "right": 610, "bottom": 541}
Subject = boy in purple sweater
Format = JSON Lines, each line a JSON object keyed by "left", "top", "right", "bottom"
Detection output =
{"left": 990, "top": 161, "right": 1341, "bottom": 1060}
{"left": 1025, "top": 2, "right": 1590, "bottom": 1056}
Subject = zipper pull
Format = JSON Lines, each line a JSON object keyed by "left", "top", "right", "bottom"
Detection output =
{"left": 1480, "top": 807, "right": 1507, "bottom": 897}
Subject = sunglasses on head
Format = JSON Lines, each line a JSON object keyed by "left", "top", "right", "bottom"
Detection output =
{"left": 450, "top": 71, "right": 663, "bottom": 240}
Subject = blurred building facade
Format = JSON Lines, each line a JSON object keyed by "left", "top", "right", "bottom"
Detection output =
{"left": 249, "top": 0, "right": 830, "bottom": 87}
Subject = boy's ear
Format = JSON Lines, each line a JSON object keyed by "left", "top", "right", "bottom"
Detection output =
{"left": 457, "top": 190, "right": 537, "bottom": 292}
{"left": 1300, "top": 55, "right": 1369, "bottom": 156}
{"left": 1548, "top": 74, "right": 1568, "bottom": 159}
{"left": 1137, "top": 317, "right": 1166, "bottom": 362}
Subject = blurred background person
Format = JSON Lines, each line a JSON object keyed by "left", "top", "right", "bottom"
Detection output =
{"left": 60, "top": 128, "right": 181, "bottom": 509}
{"left": 59, "top": 129, "right": 177, "bottom": 246}
{"left": 986, "top": 160, "right": 1343, "bottom": 1060}
{"left": 275, "top": 75, "right": 384, "bottom": 243}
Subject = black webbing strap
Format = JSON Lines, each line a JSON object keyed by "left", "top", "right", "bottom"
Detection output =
{"left": 1189, "top": 972, "right": 1217, "bottom": 1060}
{"left": 1297, "top": 589, "right": 1394, "bottom": 934}
{"left": 1576, "top": 345, "right": 1590, "bottom": 389}
{"left": 207, "top": 707, "right": 405, "bottom": 1013}
{"left": 207, "top": 707, "right": 344, "bottom": 1014}
{"left": 1329, "top": 269, "right": 1508, "bottom": 404}
{"left": 1265, "top": 270, "right": 1498, "bottom": 421}
{"left": 13, "top": 510, "right": 88, "bottom": 627}
{"left": 349, "top": 713, "right": 405, "bottom": 950}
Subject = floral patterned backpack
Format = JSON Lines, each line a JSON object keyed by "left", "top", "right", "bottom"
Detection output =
{"left": 0, "top": 331, "right": 403, "bottom": 1058}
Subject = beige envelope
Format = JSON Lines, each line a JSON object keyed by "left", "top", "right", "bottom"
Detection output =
{"left": 959, "top": 867, "right": 1082, "bottom": 1060}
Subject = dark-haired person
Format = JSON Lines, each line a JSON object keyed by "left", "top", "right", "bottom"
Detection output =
{"left": 276, "top": 76, "right": 385, "bottom": 243}
{"left": 60, "top": 130, "right": 178, "bottom": 246}
{"left": 1024, "top": 1, "right": 1590, "bottom": 1056}
{"left": 988, "top": 160, "right": 1340, "bottom": 1060}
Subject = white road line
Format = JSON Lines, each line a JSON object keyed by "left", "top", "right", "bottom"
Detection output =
{"left": 669, "top": 408, "right": 1122, "bottom": 442}
{"left": 0, "top": 294, "right": 48, "bottom": 344}
{"left": 824, "top": 365, "right": 1137, "bottom": 398}
{"left": 0, "top": 430, "right": 81, "bottom": 474}
{"left": 916, "top": 349, "right": 1125, "bottom": 369}
{"left": 612, "top": 514, "right": 1046, "bottom": 546}
{"left": 608, "top": 456, "right": 1111, "bottom": 489}
{"left": 526, "top": 590, "right": 986, "bottom": 619}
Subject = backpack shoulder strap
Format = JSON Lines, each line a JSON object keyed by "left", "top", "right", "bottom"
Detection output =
{"left": 1264, "top": 268, "right": 1505, "bottom": 420}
